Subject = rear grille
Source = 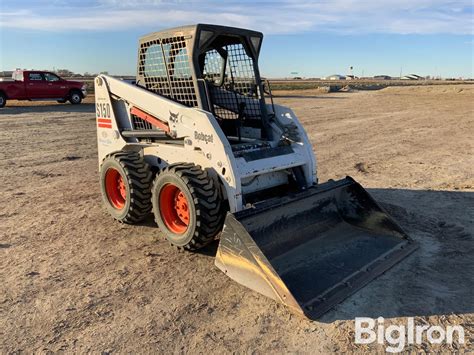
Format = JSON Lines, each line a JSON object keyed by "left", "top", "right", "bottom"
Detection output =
{"left": 131, "top": 114, "right": 155, "bottom": 130}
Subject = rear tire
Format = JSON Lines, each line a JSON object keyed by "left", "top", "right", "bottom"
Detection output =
{"left": 152, "top": 163, "right": 224, "bottom": 250}
{"left": 57, "top": 99, "right": 67, "bottom": 103}
{"left": 69, "top": 90, "right": 82, "bottom": 104}
{"left": 0, "top": 93, "right": 6, "bottom": 108}
{"left": 100, "top": 151, "right": 152, "bottom": 223}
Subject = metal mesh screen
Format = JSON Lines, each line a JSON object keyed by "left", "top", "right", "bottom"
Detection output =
{"left": 203, "top": 43, "right": 263, "bottom": 120}
{"left": 138, "top": 36, "right": 198, "bottom": 107}
{"left": 131, "top": 114, "right": 154, "bottom": 130}
{"left": 203, "top": 49, "right": 224, "bottom": 85}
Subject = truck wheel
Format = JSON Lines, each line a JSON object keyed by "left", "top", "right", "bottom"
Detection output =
{"left": 0, "top": 93, "right": 6, "bottom": 108}
{"left": 57, "top": 99, "right": 67, "bottom": 104}
{"left": 100, "top": 151, "right": 152, "bottom": 223}
{"left": 69, "top": 90, "right": 82, "bottom": 104}
{"left": 152, "top": 163, "right": 224, "bottom": 250}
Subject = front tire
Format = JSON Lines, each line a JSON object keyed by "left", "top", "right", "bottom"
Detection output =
{"left": 100, "top": 151, "right": 152, "bottom": 223}
{"left": 152, "top": 163, "right": 224, "bottom": 250}
{"left": 0, "top": 93, "right": 6, "bottom": 108}
{"left": 69, "top": 90, "right": 82, "bottom": 104}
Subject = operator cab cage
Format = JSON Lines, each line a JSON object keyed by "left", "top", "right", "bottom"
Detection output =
{"left": 136, "top": 24, "right": 270, "bottom": 140}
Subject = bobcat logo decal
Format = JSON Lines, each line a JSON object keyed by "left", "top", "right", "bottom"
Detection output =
{"left": 169, "top": 110, "right": 179, "bottom": 123}
{"left": 194, "top": 131, "right": 213, "bottom": 144}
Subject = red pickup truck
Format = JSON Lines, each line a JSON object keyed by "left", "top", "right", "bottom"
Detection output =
{"left": 0, "top": 70, "right": 87, "bottom": 108}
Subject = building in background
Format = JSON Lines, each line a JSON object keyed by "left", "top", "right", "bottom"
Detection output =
{"left": 325, "top": 74, "right": 346, "bottom": 80}
{"left": 401, "top": 74, "right": 424, "bottom": 80}
{"left": 374, "top": 75, "right": 392, "bottom": 80}
{"left": 0, "top": 71, "right": 14, "bottom": 78}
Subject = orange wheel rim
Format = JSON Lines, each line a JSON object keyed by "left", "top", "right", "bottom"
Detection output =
{"left": 159, "top": 183, "right": 190, "bottom": 234}
{"left": 105, "top": 168, "right": 126, "bottom": 209}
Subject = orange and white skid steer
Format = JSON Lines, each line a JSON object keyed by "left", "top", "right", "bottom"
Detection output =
{"left": 95, "top": 24, "right": 416, "bottom": 319}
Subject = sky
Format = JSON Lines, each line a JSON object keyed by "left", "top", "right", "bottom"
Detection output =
{"left": 0, "top": 0, "right": 473, "bottom": 78}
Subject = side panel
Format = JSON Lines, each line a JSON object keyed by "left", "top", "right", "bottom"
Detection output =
{"left": 95, "top": 75, "right": 243, "bottom": 212}
{"left": 95, "top": 76, "right": 128, "bottom": 164}
{"left": 47, "top": 80, "right": 67, "bottom": 98}
{"left": 268, "top": 104, "right": 318, "bottom": 185}
{"left": 0, "top": 82, "right": 27, "bottom": 99}
{"left": 24, "top": 72, "right": 50, "bottom": 98}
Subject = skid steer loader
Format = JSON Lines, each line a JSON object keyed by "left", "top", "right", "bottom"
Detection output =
{"left": 95, "top": 24, "right": 417, "bottom": 319}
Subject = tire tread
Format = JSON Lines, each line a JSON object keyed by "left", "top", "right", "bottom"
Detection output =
{"left": 152, "top": 163, "right": 224, "bottom": 251}
{"left": 102, "top": 151, "right": 152, "bottom": 223}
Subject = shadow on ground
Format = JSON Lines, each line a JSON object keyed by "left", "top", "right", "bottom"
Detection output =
{"left": 1, "top": 103, "right": 95, "bottom": 114}
{"left": 272, "top": 94, "right": 347, "bottom": 99}
{"left": 318, "top": 188, "right": 473, "bottom": 322}
{"left": 135, "top": 216, "right": 220, "bottom": 257}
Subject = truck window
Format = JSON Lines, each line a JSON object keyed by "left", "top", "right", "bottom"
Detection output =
{"left": 44, "top": 73, "right": 60, "bottom": 82}
{"left": 29, "top": 73, "right": 44, "bottom": 81}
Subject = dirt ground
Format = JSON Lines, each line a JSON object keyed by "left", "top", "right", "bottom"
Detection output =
{"left": 1, "top": 85, "right": 473, "bottom": 353}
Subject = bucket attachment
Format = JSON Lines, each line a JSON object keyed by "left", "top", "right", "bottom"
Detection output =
{"left": 215, "top": 177, "right": 417, "bottom": 319}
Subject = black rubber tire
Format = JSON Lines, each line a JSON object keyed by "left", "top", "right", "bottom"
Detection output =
{"left": 0, "top": 93, "right": 6, "bottom": 108}
{"left": 69, "top": 90, "right": 82, "bottom": 104}
{"left": 100, "top": 151, "right": 152, "bottom": 223}
{"left": 57, "top": 99, "right": 67, "bottom": 103}
{"left": 152, "top": 163, "right": 224, "bottom": 250}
